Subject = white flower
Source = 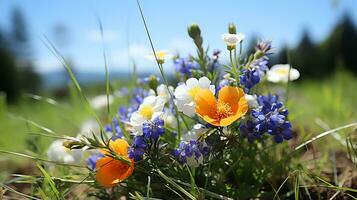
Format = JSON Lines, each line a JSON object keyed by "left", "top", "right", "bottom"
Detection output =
{"left": 267, "top": 64, "right": 300, "bottom": 83}
{"left": 129, "top": 96, "right": 165, "bottom": 135}
{"left": 162, "top": 110, "right": 177, "bottom": 129}
{"left": 47, "top": 139, "right": 82, "bottom": 164}
{"left": 156, "top": 84, "right": 174, "bottom": 103}
{"left": 222, "top": 33, "right": 245, "bottom": 47}
{"left": 245, "top": 94, "right": 258, "bottom": 108}
{"left": 182, "top": 124, "right": 208, "bottom": 141}
{"left": 174, "top": 77, "right": 215, "bottom": 117}
{"left": 90, "top": 94, "right": 113, "bottom": 110}
{"left": 146, "top": 50, "right": 173, "bottom": 64}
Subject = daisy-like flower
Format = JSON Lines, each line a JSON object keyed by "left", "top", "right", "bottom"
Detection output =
{"left": 194, "top": 86, "right": 248, "bottom": 126}
{"left": 95, "top": 139, "right": 134, "bottom": 188}
{"left": 146, "top": 50, "right": 173, "bottom": 64}
{"left": 156, "top": 84, "right": 174, "bottom": 103}
{"left": 221, "top": 33, "right": 245, "bottom": 49}
{"left": 129, "top": 96, "right": 165, "bottom": 135}
{"left": 47, "top": 139, "right": 83, "bottom": 164}
{"left": 267, "top": 64, "right": 300, "bottom": 83}
{"left": 174, "top": 77, "right": 215, "bottom": 117}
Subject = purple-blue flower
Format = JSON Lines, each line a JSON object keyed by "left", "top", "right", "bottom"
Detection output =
{"left": 128, "top": 117, "right": 165, "bottom": 161}
{"left": 87, "top": 153, "right": 104, "bottom": 170}
{"left": 239, "top": 69, "right": 260, "bottom": 93}
{"left": 174, "top": 57, "right": 198, "bottom": 77}
{"left": 173, "top": 140, "right": 209, "bottom": 165}
{"left": 240, "top": 94, "right": 292, "bottom": 143}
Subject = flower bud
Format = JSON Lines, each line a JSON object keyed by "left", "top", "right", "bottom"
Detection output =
{"left": 228, "top": 23, "right": 236, "bottom": 34}
{"left": 254, "top": 51, "right": 264, "bottom": 60}
{"left": 148, "top": 75, "right": 159, "bottom": 91}
{"left": 63, "top": 139, "right": 85, "bottom": 149}
{"left": 188, "top": 24, "right": 201, "bottom": 39}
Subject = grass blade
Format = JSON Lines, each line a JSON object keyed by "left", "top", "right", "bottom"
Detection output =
{"left": 295, "top": 122, "right": 357, "bottom": 150}
{"left": 41, "top": 36, "right": 103, "bottom": 131}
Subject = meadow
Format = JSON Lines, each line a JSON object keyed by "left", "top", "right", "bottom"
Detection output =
{"left": 1, "top": 69, "right": 357, "bottom": 199}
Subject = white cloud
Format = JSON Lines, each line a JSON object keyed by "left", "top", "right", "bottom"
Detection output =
{"left": 87, "top": 30, "right": 119, "bottom": 43}
{"left": 34, "top": 58, "right": 62, "bottom": 73}
{"left": 168, "top": 38, "right": 195, "bottom": 55}
{"left": 111, "top": 43, "right": 154, "bottom": 72}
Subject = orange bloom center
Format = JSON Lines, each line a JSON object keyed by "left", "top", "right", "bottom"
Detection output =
{"left": 216, "top": 100, "right": 233, "bottom": 118}
{"left": 95, "top": 139, "right": 134, "bottom": 188}
{"left": 194, "top": 86, "right": 248, "bottom": 126}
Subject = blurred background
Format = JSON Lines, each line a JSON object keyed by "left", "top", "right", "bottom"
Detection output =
{"left": 0, "top": 0, "right": 357, "bottom": 166}
{"left": 0, "top": 0, "right": 357, "bottom": 102}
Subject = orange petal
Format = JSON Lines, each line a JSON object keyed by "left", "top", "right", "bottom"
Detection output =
{"left": 194, "top": 88, "right": 217, "bottom": 119}
{"left": 238, "top": 96, "right": 249, "bottom": 115}
{"left": 109, "top": 139, "right": 130, "bottom": 156}
{"left": 218, "top": 86, "right": 244, "bottom": 112}
{"left": 95, "top": 157, "right": 134, "bottom": 188}
{"left": 202, "top": 115, "right": 220, "bottom": 126}
{"left": 219, "top": 91, "right": 248, "bottom": 126}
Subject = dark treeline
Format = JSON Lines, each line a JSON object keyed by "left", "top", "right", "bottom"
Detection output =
{"left": 0, "top": 7, "right": 41, "bottom": 103}
{"left": 273, "top": 14, "right": 357, "bottom": 79}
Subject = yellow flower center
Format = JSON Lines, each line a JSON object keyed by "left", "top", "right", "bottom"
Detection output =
{"left": 139, "top": 105, "right": 154, "bottom": 120}
{"left": 156, "top": 51, "right": 167, "bottom": 60}
{"left": 276, "top": 68, "right": 289, "bottom": 75}
{"left": 216, "top": 100, "right": 233, "bottom": 118}
{"left": 188, "top": 86, "right": 201, "bottom": 99}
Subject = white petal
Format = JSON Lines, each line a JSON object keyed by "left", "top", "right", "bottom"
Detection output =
{"left": 186, "top": 78, "right": 199, "bottom": 89}
{"left": 174, "top": 85, "right": 190, "bottom": 100}
{"left": 198, "top": 77, "right": 211, "bottom": 88}
{"left": 289, "top": 68, "right": 300, "bottom": 81}
{"left": 142, "top": 95, "right": 156, "bottom": 106}
{"left": 151, "top": 111, "right": 164, "bottom": 121}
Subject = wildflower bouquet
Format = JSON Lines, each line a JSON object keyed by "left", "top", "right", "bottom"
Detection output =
{"left": 43, "top": 22, "right": 302, "bottom": 199}
{"left": 18, "top": 18, "right": 305, "bottom": 199}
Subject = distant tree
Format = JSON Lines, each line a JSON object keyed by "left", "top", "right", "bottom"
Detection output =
{"left": 10, "top": 7, "right": 31, "bottom": 59}
{"left": 274, "top": 13, "right": 357, "bottom": 79}
{"left": 293, "top": 30, "right": 323, "bottom": 77}
{"left": 10, "top": 7, "right": 41, "bottom": 94}
{"left": 0, "top": 28, "right": 20, "bottom": 102}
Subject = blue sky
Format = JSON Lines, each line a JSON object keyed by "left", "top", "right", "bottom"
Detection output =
{"left": 0, "top": 0, "right": 356, "bottom": 74}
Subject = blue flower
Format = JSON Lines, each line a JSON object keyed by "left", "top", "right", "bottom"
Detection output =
{"left": 174, "top": 57, "right": 198, "bottom": 77}
{"left": 87, "top": 153, "right": 104, "bottom": 170}
{"left": 128, "top": 117, "right": 165, "bottom": 162}
{"left": 239, "top": 69, "right": 260, "bottom": 93}
{"left": 104, "top": 119, "right": 124, "bottom": 139}
{"left": 251, "top": 58, "right": 269, "bottom": 77}
{"left": 128, "top": 136, "right": 147, "bottom": 161}
{"left": 240, "top": 94, "right": 293, "bottom": 143}
{"left": 173, "top": 139, "right": 209, "bottom": 166}
{"left": 142, "top": 117, "right": 165, "bottom": 141}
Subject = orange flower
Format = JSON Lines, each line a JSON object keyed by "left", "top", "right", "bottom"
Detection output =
{"left": 194, "top": 86, "right": 248, "bottom": 126}
{"left": 95, "top": 139, "right": 134, "bottom": 188}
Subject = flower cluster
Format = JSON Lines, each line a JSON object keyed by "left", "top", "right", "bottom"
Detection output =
{"left": 129, "top": 117, "right": 165, "bottom": 161}
{"left": 51, "top": 23, "right": 301, "bottom": 192}
{"left": 173, "top": 140, "right": 209, "bottom": 167}
{"left": 240, "top": 94, "right": 293, "bottom": 143}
